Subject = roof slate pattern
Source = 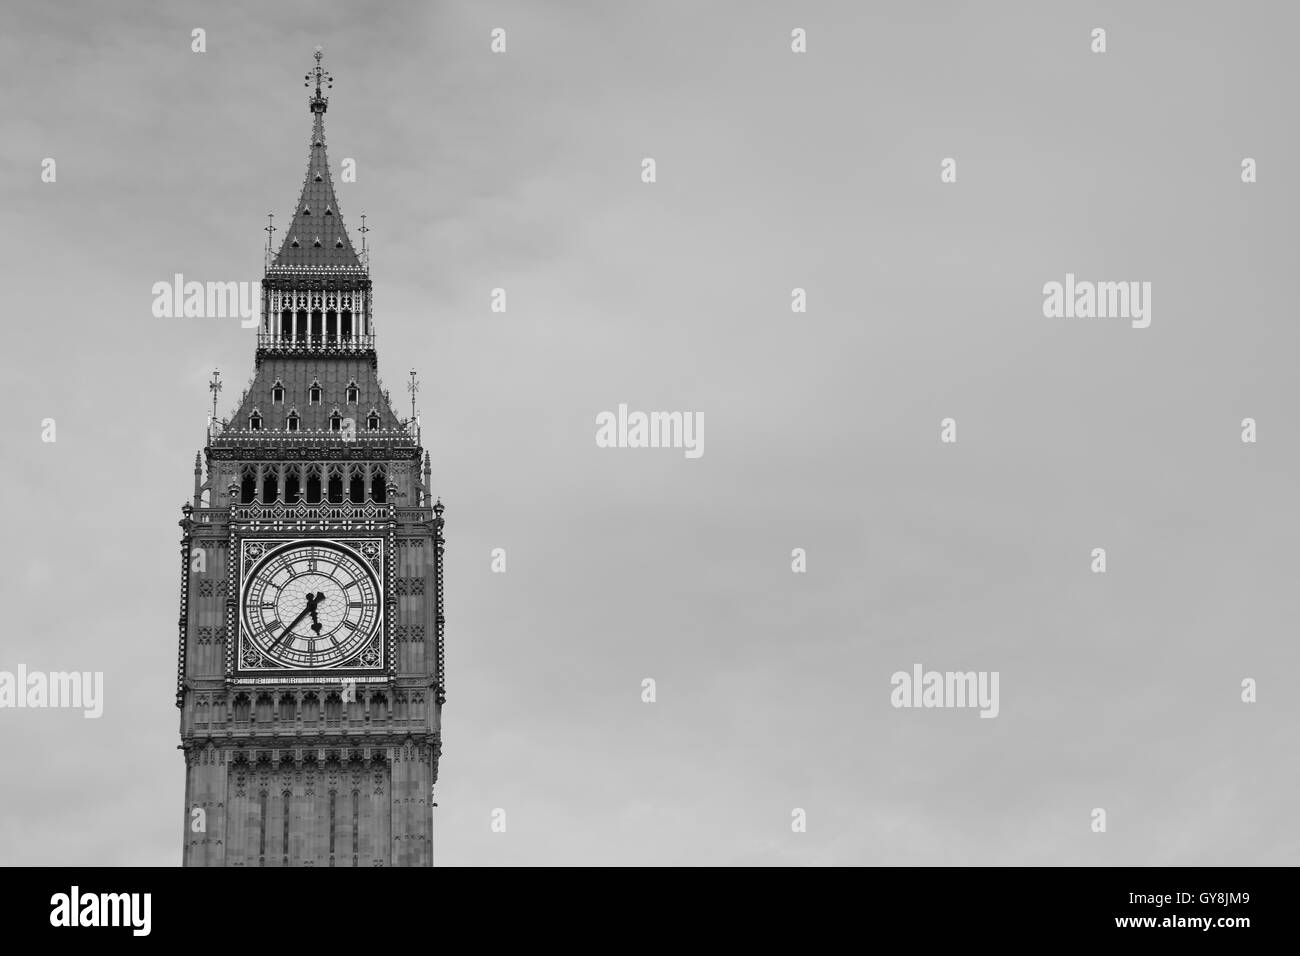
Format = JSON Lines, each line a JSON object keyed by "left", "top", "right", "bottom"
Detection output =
{"left": 226, "top": 357, "right": 403, "bottom": 434}
{"left": 272, "top": 110, "right": 364, "bottom": 271}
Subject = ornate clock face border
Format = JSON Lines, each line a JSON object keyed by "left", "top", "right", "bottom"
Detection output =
{"left": 226, "top": 532, "right": 394, "bottom": 685}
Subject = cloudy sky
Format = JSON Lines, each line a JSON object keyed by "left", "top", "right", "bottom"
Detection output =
{"left": 1, "top": 0, "right": 1297, "bottom": 865}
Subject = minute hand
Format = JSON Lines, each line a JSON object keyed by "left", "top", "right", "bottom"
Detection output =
{"left": 273, "top": 606, "right": 313, "bottom": 647}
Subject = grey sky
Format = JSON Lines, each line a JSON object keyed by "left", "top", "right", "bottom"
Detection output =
{"left": 1, "top": 0, "right": 1297, "bottom": 865}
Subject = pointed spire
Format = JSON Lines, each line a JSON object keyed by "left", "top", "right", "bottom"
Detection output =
{"left": 193, "top": 452, "right": 203, "bottom": 507}
{"left": 271, "top": 47, "right": 363, "bottom": 273}
{"left": 422, "top": 450, "right": 432, "bottom": 506}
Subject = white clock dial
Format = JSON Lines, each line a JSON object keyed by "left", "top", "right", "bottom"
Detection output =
{"left": 241, "top": 540, "right": 381, "bottom": 669}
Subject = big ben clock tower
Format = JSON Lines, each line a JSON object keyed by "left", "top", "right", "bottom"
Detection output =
{"left": 176, "top": 49, "right": 445, "bottom": 867}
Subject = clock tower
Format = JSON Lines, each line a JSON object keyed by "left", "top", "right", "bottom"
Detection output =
{"left": 176, "top": 50, "right": 445, "bottom": 867}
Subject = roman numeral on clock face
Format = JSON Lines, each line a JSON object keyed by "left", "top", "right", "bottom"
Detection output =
{"left": 342, "top": 620, "right": 357, "bottom": 630}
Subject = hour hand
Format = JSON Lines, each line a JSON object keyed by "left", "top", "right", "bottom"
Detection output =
{"left": 308, "top": 592, "right": 326, "bottom": 633}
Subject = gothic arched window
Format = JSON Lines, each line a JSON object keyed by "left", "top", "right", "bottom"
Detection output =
{"left": 327, "top": 467, "right": 344, "bottom": 504}
{"left": 254, "top": 694, "right": 274, "bottom": 724}
{"left": 278, "top": 694, "right": 295, "bottom": 723}
{"left": 370, "top": 466, "right": 387, "bottom": 503}
{"left": 345, "top": 382, "right": 358, "bottom": 404}
{"left": 240, "top": 466, "right": 257, "bottom": 504}
{"left": 305, "top": 465, "right": 322, "bottom": 504}
{"left": 301, "top": 692, "right": 319, "bottom": 724}
{"left": 271, "top": 381, "right": 284, "bottom": 404}
{"left": 249, "top": 409, "right": 262, "bottom": 431}
{"left": 262, "top": 467, "right": 278, "bottom": 503}
{"left": 329, "top": 410, "right": 342, "bottom": 432}
{"left": 284, "top": 465, "right": 301, "bottom": 504}
{"left": 309, "top": 381, "right": 322, "bottom": 405}
{"left": 324, "top": 693, "right": 342, "bottom": 725}
{"left": 341, "top": 309, "right": 353, "bottom": 341}
{"left": 367, "top": 409, "right": 380, "bottom": 431}
{"left": 233, "top": 694, "right": 251, "bottom": 725}
{"left": 286, "top": 409, "right": 300, "bottom": 433}
{"left": 349, "top": 467, "right": 365, "bottom": 504}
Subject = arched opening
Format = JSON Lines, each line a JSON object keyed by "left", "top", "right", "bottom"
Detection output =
{"left": 370, "top": 467, "right": 386, "bottom": 503}
{"left": 306, "top": 468, "right": 322, "bottom": 504}
{"left": 324, "top": 693, "right": 342, "bottom": 725}
{"left": 233, "top": 694, "right": 251, "bottom": 725}
{"left": 349, "top": 468, "right": 365, "bottom": 503}
{"left": 341, "top": 309, "right": 353, "bottom": 341}
{"left": 262, "top": 468, "right": 279, "bottom": 502}
{"left": 279, "top": 310, "right": 291, "bottom": 340}
{"left": 367, "top": 412, "right": 380, "bottom": 431}
{"left": 311, "top": 309, "right": 323, "bottom": 343}
{"left": 278, "top": 694, "right": 295, "bottom": 723}
{"left": 255, "top": 694, "right": 274, "bottom": 723}
{"left": 301, "top": 693, "right": 319, "bottom": 724}
{"left": 327, "top": 469, "right": 344, "bottom": 504}
{"left": 369, "top": 693, "right": 387, "bottom": 722}
{"left": 295, "top": 310, "right": 307, "bottom": 343}
{"left": 284, "top": 467, "right": 301, "bottom": 504}
{"left": 326, "top": 309, "right": 337, "bottom": 343}
{"left": 240, "top": 467, "right": 257, "bottom": 504}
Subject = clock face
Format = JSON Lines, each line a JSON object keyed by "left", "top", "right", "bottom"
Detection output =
{"left": 240, "top": 540, "right": 381, "bottom": 669}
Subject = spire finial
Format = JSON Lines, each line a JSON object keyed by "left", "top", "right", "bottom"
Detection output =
{"left": 208, "top": 369, "right": 222, "bottom": 422}
{"left": 305, "top": 46, "right": 333, "bottom": 113}
{"left": 263, "top": 212, "right": 276, "bottom": 269}
{"left": 408, "top": 369, "right": 420, "bottom": 423}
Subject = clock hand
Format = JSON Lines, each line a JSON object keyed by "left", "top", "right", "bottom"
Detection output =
{"left": 308, "top": 592, "right": 326, "bottom": 634}
{"left": 274, "top": 593, "right": 320, "bottom": 648}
